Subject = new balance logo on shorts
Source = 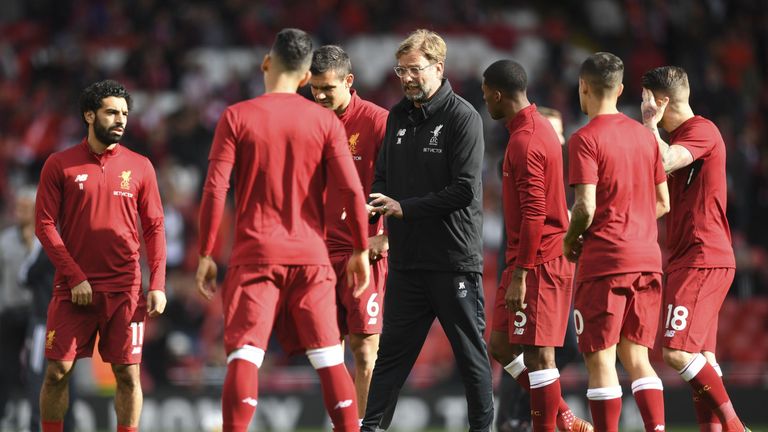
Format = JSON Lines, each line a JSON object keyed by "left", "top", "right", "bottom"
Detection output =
{"left": 654, "top": 425, "right": 665, "bottom": 431}
{"left": 664, "top": 330, "right": 675, "bottom": 337}
{"left": 242, "top": 397, "right": 258, "bottom": 407}
{"left": 457, "top": 281, "right": 467, "bottom": 298}
{"left": 333, "top": 399, "right": 353, "bottom": 410}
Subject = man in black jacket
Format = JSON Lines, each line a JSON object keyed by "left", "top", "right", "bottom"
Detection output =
{"left": 364, "top": 29, "right": 492, "bottom": 432}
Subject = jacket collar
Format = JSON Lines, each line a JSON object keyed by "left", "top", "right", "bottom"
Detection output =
{"left": 395, "top": 79, "right": 453, "bottom": 126}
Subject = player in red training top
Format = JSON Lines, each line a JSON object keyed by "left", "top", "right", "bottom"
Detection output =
{"left": 195, "top": 29, "right": 370, "bottom": 432}
{"left": 309, "top": 44, "right": 389, "bottom": 421}
{"left": 641, "top": 66, "right": 750, "bottom": 432}
{"left": 482, "top": 59, "right": 593, "bottom": 432}
{"left": 35, "top": 80, "right": 167, "bottom": 432}
{"left": 563, "top": 53, "right": 670, "bottom": 432}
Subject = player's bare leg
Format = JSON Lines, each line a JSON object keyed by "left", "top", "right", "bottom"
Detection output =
{"left": 40, "top": 360, "right": 75, "bottom": 431}
{"left": 583, "top": 346, "right": 622, "bottom": 432}
{"left": 617, "top": 338, "right": 664, "bottom": 432}
{"left": 663, "top": 347, "right": 746, "bottom": 431}
{"left": 112, "top": 363, "right": 142, "bottom": 430}
{"left": 349, "top": 333, "right": 379, "bottom": 419}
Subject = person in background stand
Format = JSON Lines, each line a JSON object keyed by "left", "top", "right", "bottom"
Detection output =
{"left": 0, "top": 187, "right": 35, "bottom": 426}
{"left": 19, "top": 222, "right": 76, "bottom": 432}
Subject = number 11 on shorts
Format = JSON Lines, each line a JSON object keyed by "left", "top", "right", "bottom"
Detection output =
{"left": 130, "top": 321, "right": 144, "bottom": 354}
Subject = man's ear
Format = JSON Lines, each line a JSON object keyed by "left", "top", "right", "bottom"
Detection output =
{"left": 261, "top": 54, "right": 270, "bottom": 72}
{"left": 298, "top": 70, "right": 312, "bottom": 88}
{"left": 84, "top": 111, "right": 95, "bottom": 125}
{"left": 344, "top": 73, "right": 355, "bottom": 89}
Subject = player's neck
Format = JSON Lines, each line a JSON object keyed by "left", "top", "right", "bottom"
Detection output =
{"left": 663, "top": 103, "right": 695, "bottom": 133}
{"left": 335, "top": 94, "right": 352, "bottom": 116}
{"left": 587, "top": 99, "right": 620, "bottom": 120}
{"left": 509, "top": 96, "right": 531, "bottom": 119}
{"left": 265, "top": 74, "right": 302, "bottom": 94}
{"left": 86, "top": 135, "right": 116, "bottom": 154}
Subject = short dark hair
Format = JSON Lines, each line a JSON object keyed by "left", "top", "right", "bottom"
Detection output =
{"left": 482, "top": 59, "right": 527, "bottom": 95}
{"left": 310, "top": 45, "right": 352, "bottom": 76}
{"left": 641, "top": 66, "right": 689, "bottom": 98}
{"left": 580, "top": 52, "right": 624, "bottom": 96}
{"left": 79, "top": 79, "right": 132, "bottom": 122}
{"left": 271, "top": 28, "right": 313, "bottom": 72}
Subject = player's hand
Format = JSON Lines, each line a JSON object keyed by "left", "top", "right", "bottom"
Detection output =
{"left": 147, "top": 290, "right": 167, "bottom": 317}
{"left": 71, "top": 280, "right": 93, "bottom": 306}
{"left": 505, "top": 268, "right": 527, "bottom": 312}
{"left": 347, "top": 249, "right": 370, "bottom": 298}
{"left": 641, "top": 87, "right": 669, "bottom": 128}
{"left": 368, "top": 193, "right": 403, "bottom": 219}
{"left": 368, "top": 233, "right": 389, "bottom": 262}
{"left": 196, "top": 255, "right": 218, "bottom": 301}
{"left": 563, "top": 236, "right": 583, "bottom": 262}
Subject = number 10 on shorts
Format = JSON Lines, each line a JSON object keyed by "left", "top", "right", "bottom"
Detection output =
{"left": 130, "top": 322, "right": 144, "bottom": 354}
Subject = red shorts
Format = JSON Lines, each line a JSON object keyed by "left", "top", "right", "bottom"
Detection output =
{"left": 574, "top": 272, "right": 662, "bottom": 353}
{"left": 221, "top": 264, "right": 340, "bottom": 355}
{"left": 331, "top": 254, "right": 388, "bottom": 335}
{"left": 492, "top": 255, "right": 574, "bottom": 347}
{"left": 45, "top": 291, "right": 147, "bottom": 364}
{"left": 662, "top": 267, "right": 734, "bottom": 352}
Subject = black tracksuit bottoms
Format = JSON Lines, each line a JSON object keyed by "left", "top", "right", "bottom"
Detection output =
{"left": 361, "top": 268, "right": 494, "bottom": 432}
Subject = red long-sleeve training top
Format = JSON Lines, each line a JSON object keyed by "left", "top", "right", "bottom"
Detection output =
{"left": 199, "top": 92, "right": 368, "bottom": 265}
{"left": 35, "top": 139, "right": 167, "bottom": 294}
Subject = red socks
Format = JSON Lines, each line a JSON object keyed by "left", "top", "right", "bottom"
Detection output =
{"left": 316, "top": 364, "right": 360, "bottom": 431}
{"left": 222, "top": 359, "right": 260, "bottom": 432}
{"left": 117, "top": 426, "right": 138, "bottom": 432}
{"left": 587, "top": 386, "right": 622, "bottom": 432}
{"left": 529, "top": 369, "right": 561, "bottom": 432}
{"left": 694, "top": 393, "right": 723, "bottom": 432}
{"left": 508, "top": 360, "right": 573, "bottom": 422}
{"left": 42, "top": 420, "right": 63, "bottom": 432}
{"left": 680, "top": 355, "right": 742, "bottom": 431}
{"left": 631, "top": 377, "right": 665, "bottom": 432}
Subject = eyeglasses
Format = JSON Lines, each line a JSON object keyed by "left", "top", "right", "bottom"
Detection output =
{"left": 393, "top": 62, "right": 438, "bottom": 78}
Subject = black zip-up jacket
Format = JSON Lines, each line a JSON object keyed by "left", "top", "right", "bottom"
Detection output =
{"left": 372, "top": 79, "right": 484, "bottom": 273}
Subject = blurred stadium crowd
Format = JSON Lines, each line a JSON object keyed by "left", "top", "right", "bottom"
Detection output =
{"left": 1, "top": 0, "right": 766, "bottom": 395}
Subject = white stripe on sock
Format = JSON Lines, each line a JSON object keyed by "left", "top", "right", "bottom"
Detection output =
{"left": 679, "top": 353, "right": 707, "bottom": 382}
{"left": 631, "top": 376, "right": 664, "bottom": 393}
{"left": 587, "top": 386, "right": 622, "bottom": 401}
{"left": 504, "top": 354, "right": 527, "bottom": 379}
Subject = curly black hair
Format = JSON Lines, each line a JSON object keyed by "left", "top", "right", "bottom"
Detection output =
{"left": 79, "top": 80, "right": 132, "bottom": 124}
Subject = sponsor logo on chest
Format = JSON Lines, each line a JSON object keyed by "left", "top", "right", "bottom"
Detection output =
{"left": 348, "top": 132, "right": 362, "bottom": 161}
{"left": 424, "top": 124, "right": 444, "bottom": 153}
{"left": 114, "top": 170, "right": 134, "bottom": 198}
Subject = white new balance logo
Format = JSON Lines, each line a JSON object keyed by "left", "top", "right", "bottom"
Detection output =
{"left": 333, "top": 399, "right": 353, "bottom": 410}
{"left": 242, "top": 397, "right": 258, "bottom": 407}
{"left": 75, "top": 174, "right": 88, "bottom": 182}
{"left": 654, "top": 425, "right": 665, "bottom": 431}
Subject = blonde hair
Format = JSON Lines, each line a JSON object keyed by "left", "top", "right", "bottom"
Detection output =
{"left": 396, "top": 29, "right": 447, "bottom": 63}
